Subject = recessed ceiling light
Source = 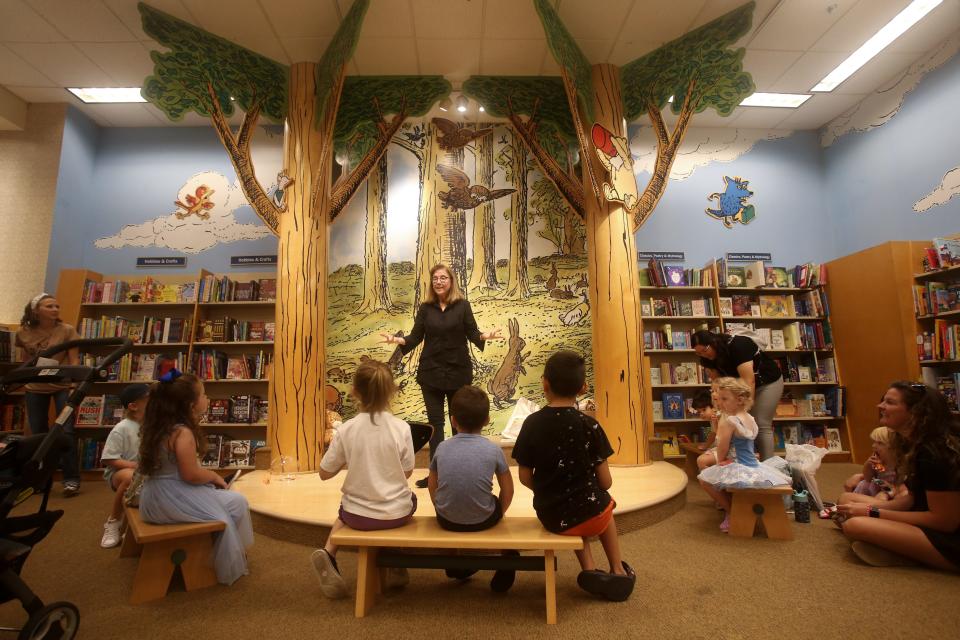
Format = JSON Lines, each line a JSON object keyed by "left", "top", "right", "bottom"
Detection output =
{"left": 67, "top": 87, "right": 147, "bottom": 103}
{"left": 740, "top": 92, "right": 812, "bottom": 108}
{"left": 811, "top": 0, "right": 943, "bottom": 92}
{"left": 478, "top": 105, "right": 485, "bottom": 112}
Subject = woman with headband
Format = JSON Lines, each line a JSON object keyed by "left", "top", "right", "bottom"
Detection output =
{"left": 15, "top": 293, "right": 83, "bottom": 496}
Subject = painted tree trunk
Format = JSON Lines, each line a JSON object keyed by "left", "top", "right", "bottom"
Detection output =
{"left": 445, "top": 143, "right": 467, "bottom": 292}
{"left": 563, "top": 210, "right": 585, "bottom": 255}
{"left": 582, "top": 64, "right": 647, "bottom": 464}
{"left": 504, "top": 132, "right": 530, "bottom": 299}
{"left": 413, "top": 123, "right": 444, "bottom": 310}
{"left": 356, "top": 153, "right": 392, "bottom": 313}
{"left": 270, "top": 62, "right": 330, "bottom": 470}
{"left": 467, "top": 132, "right": 498, "bottom": 294}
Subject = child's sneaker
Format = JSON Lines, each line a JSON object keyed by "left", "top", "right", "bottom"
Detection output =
{"left": 311, "top": 549, "right": 348, "bottom": 599}
{"left": 100, "top": 518, "right": 122, "bottom": 548}
{"left": 62, "top": 481, "right": 80, "bottom": 498}
{"left": 490, "top": 551, "right": 520, "bottom": 592}
{"left": 719, "top": 514, "right": 730, "bottom": 533}
{"left": 576, "top": 561, "right": 637, "bottom": 602}
{"left": 383, "top": 567, "right": 410, "bottom": 590}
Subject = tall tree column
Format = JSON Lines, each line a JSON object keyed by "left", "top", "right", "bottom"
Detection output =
{"left": 583, "top": 64, "right": 646, "bottom": 464}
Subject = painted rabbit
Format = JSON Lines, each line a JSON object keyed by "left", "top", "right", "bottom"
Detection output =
{"left": 487, "top": 317, "right": 529, "bottom": 409}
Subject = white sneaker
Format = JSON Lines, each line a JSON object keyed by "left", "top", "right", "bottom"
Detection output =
{"left": 311, "top": 549, "right": 348, "bottom": 599}
{"left": 100, "top": 518, "right": 122, "bottom": 548}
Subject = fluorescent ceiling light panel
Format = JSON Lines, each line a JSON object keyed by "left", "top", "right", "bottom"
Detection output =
{"left": 67, "top": 87, "right": 146, "bottom": 103}
{"left": 740, "top": 92, "right": 812, "bottom": 108}
{"left": 811, "top": 0, "right": 943, "bottom": 92}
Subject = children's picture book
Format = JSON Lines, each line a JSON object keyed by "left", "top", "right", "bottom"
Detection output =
{"left": 649, "top": 368, "right": 662, "bottom": 386}
{"left": 744, "top": 260, "right": 765, "bottom": 289}
{"left": 664, "top": 266, "right": 687, "bottom": 286}
{"left": 691, "top": 299, "right": 707, "bottom": 316}
{"left": 101, "top": 395, "right": 123, "bottom": 426}
{"left": 825, "top": 427, "right": 843, "bottom": 452}
{"left": 806, "top": 393, "right": 827, "bottom": 416}
{"left": 750, "top": 304, "right": 761, "bottom": 317}
{"left": 765, "top": 266, "right": 791, "bottom": 288}
{"left": 759, "top": 295, "right": 791, "bottom": 318}
{"left": 770, "top": 329, "right": 786, "bottom": 350}
{"left": 718, "top": 297, "right": 733, "bottom": 316}
{"left": 673, "top": 362, "right": 699, "bottom": 385}
{"left": 641, "top": 300, "right": 652, "bottom": 316}
{"left": 76, "top": 395, "right": 104, "bottom": 426}
{"left": 726, "top": 266, "right": 746, "bottom": 288}
{"left": 652, "top": 401, "right": 663, "bottom": 421}
{"left": 797, "top": 366, "right": 812, "bottom": 382}
{"left": 201, "top": 434, "right": 223, "bottom": 467}
{"left": 662, "top": 392, "right": 684, "bottom": 420}
{"left": 655, "top": 427, "right": 680, "bottom": 456}
{"left": 783, "top": 423, "right": 801, "bottom": 445}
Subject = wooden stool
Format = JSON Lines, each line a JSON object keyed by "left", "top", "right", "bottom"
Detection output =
{"left": 727, "top": 486, "right": 794, "bottom": 540}
{"left": 121, "top": 507, "right": 226, "bottom": 604}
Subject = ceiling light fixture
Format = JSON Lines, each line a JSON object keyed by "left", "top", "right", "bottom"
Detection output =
{"left": 438, "top": 97, "right": 452, "bottom": 112}
{"left": 811, "top": 0, "right": 942, "bottom": 92}
{"left": 456, "top": 95, "right": 468, "bottom": 113}
{"left": 67, "top": 87, "right": 147, "bottom": 103}
{"left": 740, "top": 92, "right": 812, "bottom": 108}
{"left": 478, "top": 105, "right": 485, "bottom": 112}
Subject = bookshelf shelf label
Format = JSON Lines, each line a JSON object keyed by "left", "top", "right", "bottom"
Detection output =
{"left": 230, "top": 255, "right": 278, "bottom": 266}
{"left": 726, "top": 252, "right": 772, "bottom": 262}
{"left": 136, "top": 257, "right": 187, "bottom": 267}
{"left": 638, "top": 251, "right": 685, "bottom": 261}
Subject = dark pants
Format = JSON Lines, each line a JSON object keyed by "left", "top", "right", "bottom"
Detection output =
{"left": 421, "top": 385, "right": 458, "bottom": 461}
{"left": 436, "top": 498, "right": 503, "bottom": 532}
{"left": 25, "top": 390, "right": 80, "bottom": 484}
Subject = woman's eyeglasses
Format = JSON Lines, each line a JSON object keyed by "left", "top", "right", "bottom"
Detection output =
{"left": 432, "top": 276, "right": 450, "bottom": 282}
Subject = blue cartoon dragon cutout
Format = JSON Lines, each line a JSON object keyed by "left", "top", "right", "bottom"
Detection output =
{"left": 706, "top": 176, "right": 756, "bottom": 228}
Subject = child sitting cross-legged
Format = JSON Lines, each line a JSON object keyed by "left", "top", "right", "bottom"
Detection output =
{"left": 99, "top": 383, "right": 149, "bottom": 548}
{"left": 428, "top": 385, "right": 515, "bottom": 591}
{"left": 512, "top": 350, "right": 636, "bottom": 602}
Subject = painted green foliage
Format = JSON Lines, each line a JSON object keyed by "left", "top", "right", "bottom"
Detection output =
{"left": 620, "top": 2, "right": 756, "bottom": 120}
{"left": 462, "top": 76, "right": 576, "bottom": 166}
{"left": 315, "top": 0, "right": 370, "bottom": 126}
{"left": 334, "top": 76, "right": 451, "bottom": 163}
{"left": 533, "top": 0, "right": 593, "bottom": 121}
{"left": 138, "top": 3, "right": 287, "bottom": 123}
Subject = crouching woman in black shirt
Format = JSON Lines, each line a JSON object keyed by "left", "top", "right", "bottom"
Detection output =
{"left": 381, "top": 264, "right": 502, "bottom": 488}
{"left": 838, "top": 382, "right": 960, "bottom": 570}
{"left": 692, "top": 330, "right": 784, "bottom": 461}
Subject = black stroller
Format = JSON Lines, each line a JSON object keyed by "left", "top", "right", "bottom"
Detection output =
{"left": 0, "top": 338, "right": 131, "bottom": 640}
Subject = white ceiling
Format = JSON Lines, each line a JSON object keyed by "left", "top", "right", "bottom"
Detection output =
{"left": 0, "top": 0, "right": 958, "bottom": 129}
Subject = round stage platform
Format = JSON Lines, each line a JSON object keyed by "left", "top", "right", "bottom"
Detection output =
{"left": 233, "top": 463, "right": 688, "bottom": 546}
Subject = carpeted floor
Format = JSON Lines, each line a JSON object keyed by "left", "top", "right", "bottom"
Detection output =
{"left": 2, "top": 463, "right": 958, "bottom": 640}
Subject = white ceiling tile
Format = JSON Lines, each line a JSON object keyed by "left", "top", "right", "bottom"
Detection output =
{"left": 27, "top": 0, "right": 137, "bottom": 42}
{"left": 575, "top": 39, "right": 613, "bottom": 64}
{"left": 769, "top": 50, "right": 847, "bottom": 93}
{"left": 773, "top": 92, "right": 864, "bottom": 129}
{"left": 539, "top": 50, "right": 560, "bottom": 75}
{"left": 608, "top": 39, "right": 660, "bottom": 66}
{"left": 481, "top": 39, "right": 545, "bottom": 75}
{"left": 4, "top": 86, "right": 76, "bottom": 102}
{"left": 282, "top": 37, "right": 332, "bottom": 63}
{"left": 748, "top": 0, "right": 858, "bottom": 51}
{"left": 686, "top": 107, "right": 743, "bottom": 128}
{"left": 742, "top": 49, "right": 804, "bottom": 89}
{"left": 482, "top": 0, "right": 546, "bottom": 39}
{"left": 343, "top": 0, "right": 414, "bottom": 38}
{"left": 885, "top": 0, "right": 960, "bottom": 54}
{"left": 411, "top": 0, "right": 483, "bottom": 39}
{"left": 810, "top": 0, "right": 910, "bottom": 52}
{"left": 353, "top": 37, "right": 418, "bottom": 74}
{"left": 830, "top": 50, "right": 921, "bottom": 94}
{"left": 417, "top": 38, "right": 480, "bottom": 79}
{"left": 0, "top": 0, "right": 65, "bottom": 42}
{"left": 262, "top": 0, "right": 340, "bottom": 38}
{"left": 6, "top": 43, "right": 114, "bottom": 86}
{"left": 616, "top": 0, "right": 706, "bottom": 46}
{"left": 0, "top": 45, "right": 56, "bottom": 86}
{"left": 730, "top": 106, "right": 793, "bottom": 129}
{"left": 75, "top": 42, "right": 155, "bottom": 86}
{"left": 690, "top": 0, "right": 780, "bottom": 31}
{"left": 558, "top": 0, "right": 632, "bottom": 41}
{"left": 88, "top": 103, "right": 163, "bottom": 126}
{"left": 102, "top": 0, "right": 195, "bottom": 41}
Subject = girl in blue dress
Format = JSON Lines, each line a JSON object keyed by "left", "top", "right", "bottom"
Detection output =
{"left": 138, "top": 371, "right": 253, "bottom": 585}
{"left": 698, "top": 377, "right": 791, "bottom": 533}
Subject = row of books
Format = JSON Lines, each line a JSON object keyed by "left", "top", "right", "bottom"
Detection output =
{"left": 641, "top": 297, "right": 716, "bottom": 317}
{"left": 920, "top": 237, "right": 960, "bottom": 272}
{"left": 655, "top": 424, "right": 844, "bottom": 456}
{"left": 771, "top": 355, "right": 838, "bottom": 383}
{"left": 206, "top": 395, "right": 268, "bottom": 424}
{"left": 653, "top": 387, "right": 846, "bottom": 421}
{"left": 192, "top": 350, "right": 272, "bottom": 381}
{"left": 196, "top": 318, "right": 275, "bottom": 343}
{"left": 717, "top": 259, "right": 827, "bottom": 289}
{"left": 643, "top": 324, "right": 708, "bottom": 350}
{"left": 198, "top": 276, "right": 276, "bottom": 303}
{"left": 918, "top": 320, "right": 960, "bottom": 361}
{"left": 726, "top": 321, "right": 833, "bottom": 351}
{"left": 81, "top": 352, "right": 187, "bottom": 382}
{"left": 78, "top": 437, "right": 107, "bottom": 470}
{"left": 650, "top": 362, "right": 707, "bottom": 386}
{"left": 201, "top": 435, "right": 266, "bottom": 468}
{"left": 1, "top": 402, "right": 24, "bottom": 431}
{"left": 0, "top": 329, "right": 15, "bottom": 363}
{"left": 933, "top": 374, "right": 960, "bottom": 411}
{"left": 913, "top": 281, "right": 960, "bottom": 316}
{"left": 76, "top": 395, "right": 126, "bottom": 426}
{"left": 78, "top": 315, "right": 192, "bottom": 344}
{"left": 719, "top": 290, "right": 826, "bottom": 318}
{"left": 642, "top": 259, "right": 716, "bottom": 287}
{"left": 82, "top": 278, "right": 197, "bottom": 304}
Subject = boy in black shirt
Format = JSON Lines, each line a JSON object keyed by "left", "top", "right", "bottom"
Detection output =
{"left": 512, "top": 350, "right": 636, "bottom": 601}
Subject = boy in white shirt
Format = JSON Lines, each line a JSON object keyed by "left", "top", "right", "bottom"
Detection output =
{"left": 99, "top": 384, "right": 149, "bottom": 548}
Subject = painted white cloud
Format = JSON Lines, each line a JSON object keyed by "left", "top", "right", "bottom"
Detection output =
{"left": 629, "top": 127, "right": 793, "bottom": 181}
{"left": 822, "top": 32, "right": 960, "bottom": 147}
{"left": 95, "top": 171, "right": 273, "bottom": 254}
{"left": 915, "top": 166, "right": 960, "bottom": 213}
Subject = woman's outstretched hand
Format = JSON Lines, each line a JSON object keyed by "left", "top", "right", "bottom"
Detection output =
{"left": 481, "top": 328, "right": 504, "bottom": 341}
{"left": 380, "top": 332, "right": 406, "bottom": 346}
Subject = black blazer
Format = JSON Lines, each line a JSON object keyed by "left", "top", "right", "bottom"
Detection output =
{"left": 400, "top": 300, "right": 484, "bottom": 390}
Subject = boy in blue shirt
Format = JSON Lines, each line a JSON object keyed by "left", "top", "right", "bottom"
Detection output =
{"left": 428, "top": 385, "right": 515, "bottom": 591}
{"left": 99, "top": 383, "right": 149, "bottom": 548}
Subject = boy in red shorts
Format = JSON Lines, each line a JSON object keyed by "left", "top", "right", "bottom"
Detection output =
{"left": 512, "top": 350, "right": 636, "bottom": 601}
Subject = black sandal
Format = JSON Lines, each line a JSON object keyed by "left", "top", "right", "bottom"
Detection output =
{"left": 577, "top": 562, "right": 637, "bottom": 602}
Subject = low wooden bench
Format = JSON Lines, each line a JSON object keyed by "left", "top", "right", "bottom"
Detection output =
{"left": 330, "top": 516, "right": 583, "bottom": 624}
{"left": 680, "top": 441, "right": 707, "bottom": 480}
{"left": 727, "top": 486, "right": 794, "bottom": 540}
{"left": 120, "top": 506, "right": 226, "bottom": 604}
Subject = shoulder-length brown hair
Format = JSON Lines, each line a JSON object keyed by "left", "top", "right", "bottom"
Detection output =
{"left": 138, "top": 373, "right": 205, "bottom": 475}
{"left": 423, "top": 264, "right": 463, "bottom": 305}
{"left": 888, "top": 381, "right": 960, "bottom": 487}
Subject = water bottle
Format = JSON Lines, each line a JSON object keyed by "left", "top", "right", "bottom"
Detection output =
{"left": 793, "top": 489, "right": 810, "bottom": 523}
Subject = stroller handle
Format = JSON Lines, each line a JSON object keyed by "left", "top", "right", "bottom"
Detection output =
{"left": 36, "top": 337, "right": 132, "bottom": 371}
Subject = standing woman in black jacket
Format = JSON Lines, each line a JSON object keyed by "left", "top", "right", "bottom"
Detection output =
{"left": 382, "top": 264, "right": 502, "bottom": 488}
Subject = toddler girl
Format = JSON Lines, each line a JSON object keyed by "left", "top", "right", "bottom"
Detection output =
{"left": 826, "top": 426, "right": 908, "bottom": 519}
{"left": 697, "top": 377, "right": 791, "bottom": 532}
{"left": 312, "top": 359, "right": 416, "bottom": 599}
{"left": 137, "top": 370, "right": 253, "bottom": 585}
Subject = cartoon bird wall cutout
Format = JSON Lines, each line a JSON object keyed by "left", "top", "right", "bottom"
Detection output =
{"left": 174, "top": 185, "right": 215, "bottom": 219}
{"left": 436, "top": 164, "right": 515, "bottom": 211}
{"left": 591, "top": 123, "right": 639, "bottom": 211}
{"left": 432, "top": 117, "right": 494, "bottom": 151}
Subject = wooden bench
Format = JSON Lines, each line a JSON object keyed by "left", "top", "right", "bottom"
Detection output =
{"left": 680, "top": 441, "right": 707, "bottom": 480}
{"left": 727, "top": 486, "right": 794, "bottom": 540}
{"left": 330, "top": 516, "right": 583, "bottom": 624}
{"left": 120, "top": 507, "right": 226, "bottom": 604}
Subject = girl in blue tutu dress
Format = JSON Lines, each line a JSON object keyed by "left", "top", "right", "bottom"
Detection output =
{"left": 698, "top": 377, "right": 791, "bottom": 532}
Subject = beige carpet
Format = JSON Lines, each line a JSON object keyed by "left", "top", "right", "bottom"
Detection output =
{"left": 2, "top": 464, "right": 958, "bottom": 640}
